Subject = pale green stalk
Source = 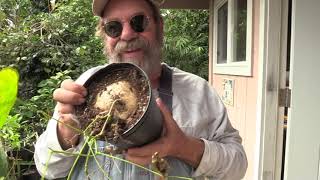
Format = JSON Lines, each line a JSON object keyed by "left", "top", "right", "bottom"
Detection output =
{"left": 49, "top": 149, "right": 91, "bottom": 157}
{"left": 96, "top": 152, "right": 163, "bottom": 177}
{"left": 84, "top": 145, "right": 91, "bottom": 178}
{"left": 41, "top": 150, "right": 53, "bottom": 180}
{"left": 98, "top": 99, "right": 120, "bottom": 136}
{"left": 97, "top": 152, "right": 192, "bottom": 180}
{"left": 5, "top": 156, "right": 16, "bottom": 180}
{"left": 88, "top": 142, "right": 111, "bottom": 180}
{"left": 67, "top": 137, "right": 90, "bottom": 180}
{"left": 45, "top": 100, "right": 191, "bottom": 180}
{"left": 84, "top": 99, "right": 119, "bottom": 134}
{"left": 51, "top": 117, "right": 83, "bottom": 134}
{"left": 97, "top": 115, "right": 113, "bottom": 137}
{"left": 112, "top": 155, "right": 122, "bottom": 174}
{"left": 167, "top": 176, "right": 193, "bottom": 180}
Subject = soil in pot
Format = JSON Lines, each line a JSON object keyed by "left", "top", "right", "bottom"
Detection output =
{"left": 75, "top": 65, "right": 150, "bottom": 144}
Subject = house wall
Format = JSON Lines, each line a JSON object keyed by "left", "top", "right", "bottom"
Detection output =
{"left": 208, "top": 0, "right": 260, "bottom": 179}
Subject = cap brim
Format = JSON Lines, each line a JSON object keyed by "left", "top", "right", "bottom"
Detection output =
{"left": 92, "top": 0, "right": 109, "bottom": 17}
{"left": 92, "top": 0, "right": 162, "bottom": 17}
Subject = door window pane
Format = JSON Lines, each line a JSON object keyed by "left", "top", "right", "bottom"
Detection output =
{"left": 217, "top": 2, "right": 228, "bottom": 64}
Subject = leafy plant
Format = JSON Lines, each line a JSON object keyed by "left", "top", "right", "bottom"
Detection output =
{"left": 162, "top": 9, "right": 209, "bottom": 80}
{"left": 10, "top": 70, "right": 72, "bottom": 150}
{"left": 0, "top": 70, "right": 72, "bottom": 179}
{"left": 0, "top": 68, "right": 19, "bottom": 128}
{"left": 0, "top": 115, "right": 22, "bottom": 150}
{"left": 0, "top": 0, "right": 105, "bottom": 99}
{"left": 0, "top": 142, "right": 7, "bottom": 177}
{"left": 0, "top": 67, "right": 19, "bottom": 178}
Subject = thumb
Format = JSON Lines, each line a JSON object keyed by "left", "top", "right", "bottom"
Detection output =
{"left": 156, "top": 98, "right": 176, "bottom": 132}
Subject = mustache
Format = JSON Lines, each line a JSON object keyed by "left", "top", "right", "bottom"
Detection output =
{"left": 114, "top": 38, "right": 149, "bottom": 54}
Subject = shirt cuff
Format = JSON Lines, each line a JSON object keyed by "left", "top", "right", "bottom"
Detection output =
{"left": 192, "top": 138, "right": 219, "bottom": 177}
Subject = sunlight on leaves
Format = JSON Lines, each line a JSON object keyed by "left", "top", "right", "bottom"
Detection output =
{"left": 0, "top": 68, "right": 19, "bottom": 128}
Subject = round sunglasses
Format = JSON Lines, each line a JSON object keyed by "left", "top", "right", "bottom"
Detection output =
{"left": 104, "top": 14, "right": 150, "bottom": 38}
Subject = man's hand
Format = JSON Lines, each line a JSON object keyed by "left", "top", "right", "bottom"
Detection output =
{"left": 53, "top": 79, "right": 87, "bottom": 150}
{"left": 125, "top": 98, "right": 205, "bottom": 168}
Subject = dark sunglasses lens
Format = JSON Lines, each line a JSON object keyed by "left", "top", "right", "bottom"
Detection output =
{"left": 130, "top": 15, "right": 148, "bottom": 32}
{"left": 105, "top": 21, "right": 122, "bottom": 38}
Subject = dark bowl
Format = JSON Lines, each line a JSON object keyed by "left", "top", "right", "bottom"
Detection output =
{"left": 76, "top": 63, "right": 163, "bottom": 149}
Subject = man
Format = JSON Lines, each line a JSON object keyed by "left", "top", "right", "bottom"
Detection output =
{"left": 34, "top": 0, "right": 247, "bottom": 179}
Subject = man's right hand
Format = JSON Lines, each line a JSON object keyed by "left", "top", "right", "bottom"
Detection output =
{"left": 53, "top": 79, "right": 87, "bottom": 150}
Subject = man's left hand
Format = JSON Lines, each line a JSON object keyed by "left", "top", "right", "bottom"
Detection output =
{"left": 125, "top": 98, "right": 204, "bottom": 168}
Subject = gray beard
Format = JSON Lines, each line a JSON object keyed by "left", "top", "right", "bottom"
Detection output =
{"left": 107, "top": 38, "right": 162, "bottom": 77}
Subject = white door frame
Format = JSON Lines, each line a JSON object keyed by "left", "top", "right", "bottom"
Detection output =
{"left": 255, "top": 0, "right": 288, "bottom": 179}
{"left": 283, "top": 0, "right": 320, "bottom": 179}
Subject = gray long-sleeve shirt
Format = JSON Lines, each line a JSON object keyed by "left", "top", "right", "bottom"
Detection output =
{"left": 34, "top": 64, "right": 247, "bottom": 180}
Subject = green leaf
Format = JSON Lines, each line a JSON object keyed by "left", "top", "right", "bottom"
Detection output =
{"left": 0, "top": 11, "right": 6, "bottom": 22}
{"left": 0, "top": 68, "right": 19, "bottom": 128}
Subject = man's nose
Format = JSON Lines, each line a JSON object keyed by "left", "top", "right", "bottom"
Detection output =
{"left": 120, "top": 22, "right": 138, "bottom": 41}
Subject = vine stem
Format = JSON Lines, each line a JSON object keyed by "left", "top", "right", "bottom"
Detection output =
{"left": 84, "top": 144, "right": 91, "bottom": 178}
{"left": 88, "top": 140, "right": 111, "bottom": 180}
{"left": 97, "top": 115, "right": 113, "bottom": 137}
{"left": 167, "top": 176, "right": 193, "bottom": 180}
{"left": 66, "top": 137, "right": 90, "bottom": 180}
{"left": 49, "top": 149, "right": 89, "bottom": 157}
{"left": 84, "top": 99, "right": 120, "bottom": 135}
{"left": 96, "top": 151, "right": 163, "bottom": 177}
{"left": 45, "top": 140, "right": 191, "bottom": 179}
{"left": 41, "top": 149, "right": 53, "bottom": 180}
{"left": 96, "top": 152, "right": 192, "bottom": 180}
{"left": 51, "top": 117, "right": 83, "bottom": 134}
{"left": 44, "top": 98, "right": 192, "bottom": 180}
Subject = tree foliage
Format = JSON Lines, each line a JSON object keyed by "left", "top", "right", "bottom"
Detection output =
{"left": 0, "top": 0, "right": 105, "bottom": 99}
{"left": 162, "top": 9, "right": 209, "bottom": 80}
{"left": 0, "top": 1, "right": 105, "bottom": 176}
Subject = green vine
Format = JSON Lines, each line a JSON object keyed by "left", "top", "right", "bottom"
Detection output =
{"left": 42, "top": 99, "right": 192, "bottom": 180}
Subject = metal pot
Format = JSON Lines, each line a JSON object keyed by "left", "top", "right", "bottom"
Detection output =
{"left": 79, "top": 63, "right": 163, "bottom": 149}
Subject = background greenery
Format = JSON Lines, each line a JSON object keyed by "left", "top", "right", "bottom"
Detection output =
{"left": 0, "top": 0, "right": 208, "bottom": 178}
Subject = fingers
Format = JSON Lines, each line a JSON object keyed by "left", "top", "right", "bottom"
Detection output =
{"left": 126, "top": 98, "right": 181, "bottom": 165}
{"left": 57, "top": 113, "right": 81, "bottom": 149}
{"left": 126, "top": 138, "right": 167, "bottom": 158}
{"left": 156, "top": 98, "right": 177, "bottom": 133}
{"left": 53, "top": 88, "right": 86, "bottom": 105}
{"left": 58, "top": 113, "right": 80, "bottom": 130}
{"left": 155, "top": 98, "right": 187, "bottom": 158}
{"left": 156, "top": 98, "right": 171, "bottom": 120}
{"left": 53, "top": 79, "right": 87, "bottom": 105}
{"left": 125, "top": 153, "right": 151, "bottom": 166}
{"left": 61, "top": 79, "right": 87, "bottom": 96}
{"left": 127, "top": 145, "right": 155, "bottom": 157}
{"left": 57, "top": 103, "right": 74, "bottom": 114}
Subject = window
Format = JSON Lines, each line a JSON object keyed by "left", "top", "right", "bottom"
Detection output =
{"left": 213, "top": 0, "right": 252, "bottom": 76}
{"left": 217, "top": 2, "right": 228, "bottom": 64}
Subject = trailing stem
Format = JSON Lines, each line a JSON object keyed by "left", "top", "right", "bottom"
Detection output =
{"left": 43, "top": 99, "right": 192, "bottom": 180}
{"left": 84, "top": 145, "right": 91, "bottom": 177}
{"left": 66, "top": 136, "right": 90, "bottom": 180}
{"left": 41, "top": 150, "right": 53, "bottom": 180}
{"left": 88, "top": 140, "right": 111, "bottom": 179}
{"left": 84, "top": 99, "right": 120, "bottom": 136}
